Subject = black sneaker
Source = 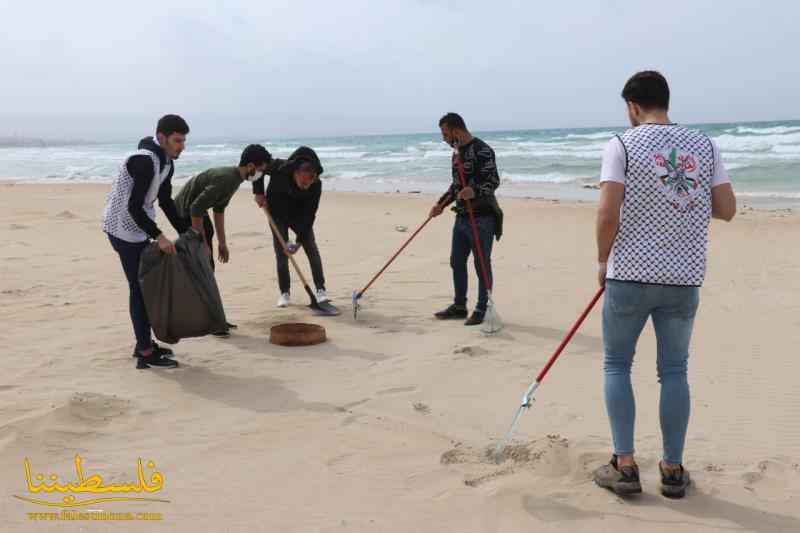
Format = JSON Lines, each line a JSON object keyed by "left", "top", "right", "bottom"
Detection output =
{"left": 593, "top": 455, "right": 642, "bottom": 496}
{"left": 465, "top": 311, "right": 485, "bottom": 326}
{"left": 135, "top": 353, "right": 179, "bottom": 369}
{"left": 225, "top": 322, "right": 238, "bottom": 330}
{"left": 434, "top": 304, "right": 468, "bottom": 320}
{"left": 132, "top": 342, "right": 174, "bottom": 359}
{"left": 660, "top": 462, "right": 691, "bottom": 499}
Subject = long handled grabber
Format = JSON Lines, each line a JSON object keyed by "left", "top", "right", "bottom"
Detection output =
{"left": 263, "top": 205, "right": 340, "bottom": 316}
{"left": 454, "top": 153, "right": 502, "bottom": 334}
{"left": 492, "top": 286, "right": 605, "bottom": 463}
{"left": 352, "top": 212, "right": 437, "bottom": 319}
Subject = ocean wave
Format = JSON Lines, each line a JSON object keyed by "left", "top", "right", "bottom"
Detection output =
{"left": 314, "top": 145, "right": 361, "bottom": 152}
{"left": 366, "top": 155, "right": 417, "bottom": 163}
{"left": 317, "top": 151, "right": 368, "bottom": 159}
{"left": 556, "top": 131, "right": 617, "bottom": 141}
{"left": 732, "top": 126, "right": 800, "bottom": 135}
{"left": 737, "top": 191, "right": 800, "bottom": 199}
{"left": 723, "top": 152, "right": 800, "bottom": 161}
{"left": 326, "top": 171, "right": 372, "bottom": 180}
{"left": 422, "top": 150, "right": 453, "bottom": 159}
{"left": 501, "top": 172, "right": 582, "bottom": 184}
{"left": 712, "top": 132, "right": 800, "bottom": 152}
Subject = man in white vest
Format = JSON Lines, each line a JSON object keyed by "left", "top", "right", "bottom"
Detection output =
{"left": 102, "top": 114, "right": 191, "bottom": 369}
{"left": 593, "top": 71, "right": 736, "bottom": 498}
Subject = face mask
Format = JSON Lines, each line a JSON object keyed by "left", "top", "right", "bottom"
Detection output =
{"left": 247, "top": 170, "right": 264, "bottom": 182}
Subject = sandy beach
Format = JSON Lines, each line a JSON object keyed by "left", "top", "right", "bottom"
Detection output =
{"left": 1, "top": 182, "right": 799, "bottom": 532}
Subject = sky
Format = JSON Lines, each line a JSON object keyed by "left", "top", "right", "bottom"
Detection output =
{"left": 0, "top": 0, "right": 798, "bottom": 140}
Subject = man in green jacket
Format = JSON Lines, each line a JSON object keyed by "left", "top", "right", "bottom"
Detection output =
{"left": 175, "top": 144, "right": 272, "bottom": 269}
{"left": 174, "top": 144, "right": 272, "bottom": 336}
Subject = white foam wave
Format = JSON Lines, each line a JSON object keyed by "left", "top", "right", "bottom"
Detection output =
{"left": 314, "top": 145, "right": 361, "bottom": 152}
{"left": 423, "top": 150, "right": 453, "bottom": 159}
{"left": 557, "top": 131, "right": 616, "bottom": 141}
{"left": 318, "top": 151, "right": 368, "bottom": 159}
{"left": 366, "top": 156, "right": 416, "bottom": 163}
{"left": 713, "top": 132, "right": 800, "bottom": 153}
{"left": 501, "top": 172, "right": 581, "bottom": 184}
{"left": 732, "top": 126, "right": 800, "bottom": 135}
{"left": 327, "top": 171, "right": 372, "bottom": 180}
{"left": 737, "top": 191, "right": 800, "bottom": 199}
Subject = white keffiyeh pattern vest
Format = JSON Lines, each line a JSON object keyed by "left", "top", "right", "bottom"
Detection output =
{"left": 102, "top": 150, "right": 172, "bottom": 243}
{"left": 608, "top": 124, "right": 715, "bottom": 286}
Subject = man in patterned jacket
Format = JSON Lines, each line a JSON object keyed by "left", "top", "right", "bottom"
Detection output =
{"left": 593, "top": 71, "right": 737, "bottom": 498}
{"left": 430, "top": 113, "right": 503, "bottom": 326}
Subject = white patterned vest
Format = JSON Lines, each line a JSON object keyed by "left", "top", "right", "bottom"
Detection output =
{"left": 608, "top": 124, "right": 715, "bottom": 286}
{"left": 102, "top": 150, "right": 172, "bottom": 243}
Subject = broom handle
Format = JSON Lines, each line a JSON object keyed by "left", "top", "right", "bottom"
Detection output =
{"left": 535, "top": 286, "right": 605, "bottom": 383}
{"left": 262, "top": 204, "right": 313, "bottom": 290}
{"left": 357, "top": 214, "right": 435, "bottom": 297}
{"left": 454, "top": 155, "right": 492, "bottom": 291}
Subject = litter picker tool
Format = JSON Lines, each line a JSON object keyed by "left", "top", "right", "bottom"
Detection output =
{"left": 454, "top": 152, "right": 502, "bottom": 334}
{"left": 352, "top": 211, "right": 438, "bottom": 319}
{"left": 262, "top": 204, "right": 340, "bottom": 316}
{"left": 493, "top": 287, "right": 605, "bottom": 463}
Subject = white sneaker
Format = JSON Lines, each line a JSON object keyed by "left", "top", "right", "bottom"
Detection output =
{"left": 277, "top": 292, "right": 290, "bottom": 307}
{"left": 316, "top": 289, "right": 330, "bottom": 303}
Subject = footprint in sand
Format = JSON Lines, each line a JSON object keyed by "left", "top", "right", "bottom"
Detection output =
{"left": 56, "top": 210, "right": 79, "bottom": 220}
{"left": 453, "top": 345, "right": 490, "bottom": 357}
{"left": 232, "top": 231, "right": 264, "bottom": 238}
{"left": 377, "top": 386, "right": 417, "bottom": 396}
{"left": 412, "top": 402, "right": 430, "bottom": 414}
{"left": 741, "top": 458, "right": 800, "bottom": 491}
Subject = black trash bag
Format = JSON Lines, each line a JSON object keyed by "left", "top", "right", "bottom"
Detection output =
{"left": 138, "top": 230, "right": 228, "bottom": 344}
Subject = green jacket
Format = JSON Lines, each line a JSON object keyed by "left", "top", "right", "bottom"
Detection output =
{"left": 174, "top": 166, "right": 244, "bottom": 219}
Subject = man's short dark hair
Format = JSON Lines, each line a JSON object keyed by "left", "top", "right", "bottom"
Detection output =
{"left": 621, "top": 71, "right": 670, "bottom": 110}
{"left": 439, "top": 112, "right": 467, "bottom": 130}
{"left": 156, "top": 114, "right": 190, "bottom": 137}
{"left": 239, "top": 144, "right": 271, "bottom": 167}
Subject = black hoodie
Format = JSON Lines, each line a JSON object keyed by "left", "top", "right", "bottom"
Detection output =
{"left": 126, "top": 137, "right": 189, "bottom": 239}
{"left": 263, "top": 146, "right": 324, "bottom": 243}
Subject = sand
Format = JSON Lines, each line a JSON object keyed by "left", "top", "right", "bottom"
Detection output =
{"left": 1, "top": 182, "right": 799, "bottom": 532}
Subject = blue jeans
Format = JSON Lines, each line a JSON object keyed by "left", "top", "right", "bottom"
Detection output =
{"left": 451, "top": 215, "right": 495, "bottom": 312}
{"left": 602, "top": 280, "right": 700, "bottom": 464}
{"left": 108, "top": 234, "right": 152, "bottom": 352}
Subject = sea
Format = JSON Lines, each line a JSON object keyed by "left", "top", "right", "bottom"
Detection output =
{"left": 1, "top": 120, "right": 798, "bottom": 206}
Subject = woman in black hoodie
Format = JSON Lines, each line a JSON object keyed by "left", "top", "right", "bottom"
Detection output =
{"left": 257, "top": 147, "right": 328, "bottom": 307}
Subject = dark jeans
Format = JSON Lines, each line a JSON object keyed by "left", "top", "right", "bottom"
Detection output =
{"left": 451, "top": 215, "right": 495, "bottom": 312}
{"left": 108, "top": 234, "right": 151, "bottom": 351}
{"left": 271, "top": 222, "right": 325, "bottom": 294}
